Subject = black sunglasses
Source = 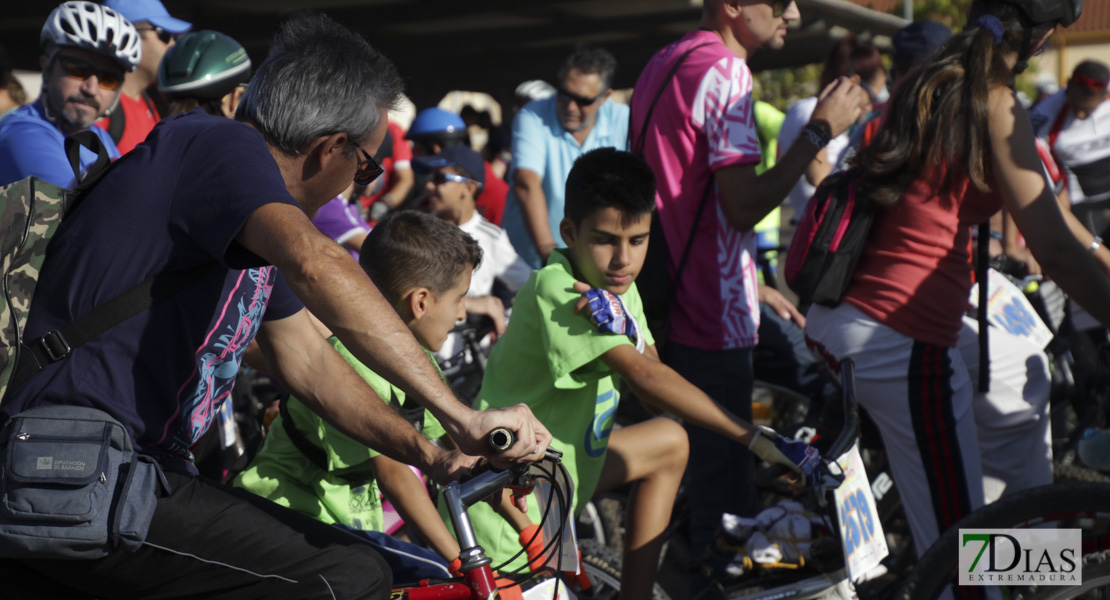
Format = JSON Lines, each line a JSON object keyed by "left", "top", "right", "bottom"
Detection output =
{"left": 738, "top": 0, "right": 789, "bottom": 17}
{"left": 353, "top": 145, "right": 384, "bottom": 185}
{"left": 56, "top": 56, "right": 123, "bottom": 91}
{"left": 557, "top": 88, "right": 605, "bottom": 107}
{"left": 136, "top": 25, "right": 177, "bottom": 45}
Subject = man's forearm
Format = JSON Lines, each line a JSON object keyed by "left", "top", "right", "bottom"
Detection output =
{"left": 719, "top": 135, "right": 822, "bottom": 232}
{"left": 276, "top": 227, "right": 473, "bottom": 430}
{"left": 261, "top": 317, "right": 442, "bottom": 470}
{"left": 513, "top": 174, "right": 556, "bottom": 258}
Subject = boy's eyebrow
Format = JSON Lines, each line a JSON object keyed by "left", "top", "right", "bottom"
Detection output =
{"left": 589, "top": 228, "right": 650, "bottom": 239}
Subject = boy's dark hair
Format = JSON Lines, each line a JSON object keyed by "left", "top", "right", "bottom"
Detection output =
{"left": 564, "top": 148, "right": 656, "bottom": 227}
{"left": 360, "top": 210, "right": 482, "bottom": 304}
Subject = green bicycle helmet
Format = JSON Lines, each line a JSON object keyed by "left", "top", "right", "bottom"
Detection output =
{"left": 158, "top": 30, "right": 251, "bottom": 102}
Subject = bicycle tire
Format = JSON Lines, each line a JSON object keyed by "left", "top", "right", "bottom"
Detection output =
{"left": 1013, "top": 549, "right": 1110, "bottom": 600}
{"left": 1054, "top": 462, "right": 1110, "bottom": 483}
{"left": 579, "top": 539, "right": 672, "bottom": 600}
{"left": 896, "top": 482, "right": 1110, "bottom": 600}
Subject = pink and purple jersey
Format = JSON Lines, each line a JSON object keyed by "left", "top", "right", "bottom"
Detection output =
{"left": 630, "top": 31, "right": 762, "bottom": 350}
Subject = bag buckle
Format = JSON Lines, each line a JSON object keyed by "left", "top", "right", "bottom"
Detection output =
{"left": 38, "top": 330, "right": 72, "bottom": 362}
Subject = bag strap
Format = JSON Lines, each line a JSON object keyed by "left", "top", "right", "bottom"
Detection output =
{"left": 65, "top": 130, "right": 113, "bottom": 191}
{"left": 632, "top": 40, "right": 715, "bottom": 303}
{"left": 279, "top": 395, "right": 375, "bottom": 484}
{"left": 9, "top": 264, "right": 214, "bottom": 392}
{"left": 976, "top": 222, "right": 990, "bottom": 393}
{"left": 631, "top": 42, "right": 713, "bottom": 156}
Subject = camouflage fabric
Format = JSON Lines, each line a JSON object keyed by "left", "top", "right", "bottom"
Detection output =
{"left": 0, "top": 177, "right": 72, "bottom": 404}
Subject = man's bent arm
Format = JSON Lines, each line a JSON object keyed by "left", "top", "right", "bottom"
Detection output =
{"left": 513, "top": 168, "right": 557, "bottom": 262}
{"left": 236, "top": 202, "right": 551, "bottom": 460}
{"left": 255, "top": 309, "right": 468, "bottom": 482}
{"left": 718, "top": 77, "right": 863, "bottom": 232}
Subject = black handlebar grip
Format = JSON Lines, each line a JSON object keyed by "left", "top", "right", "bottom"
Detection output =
{"left": 488, "top": 427, "right": 515, "bottom": 452}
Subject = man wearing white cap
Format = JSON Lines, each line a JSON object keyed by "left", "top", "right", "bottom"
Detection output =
{"left": 96, "top": 0, "right": 192, "bottom": 154}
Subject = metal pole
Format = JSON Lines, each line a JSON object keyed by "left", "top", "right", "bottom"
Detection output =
{"left": 904, "top": 0, "right": 913, "bottom": 20}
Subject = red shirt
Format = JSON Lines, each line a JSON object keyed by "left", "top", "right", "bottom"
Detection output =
{"left": 95, "top": 92, "right": 160, "bottom": 155}
{"left": 844, "top": 168, "right": 1002, "bottom": 347}
{"left": 477, "top": 161, "right": 507, "bottom": 226}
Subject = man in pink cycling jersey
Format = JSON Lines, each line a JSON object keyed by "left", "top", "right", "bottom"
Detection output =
{"left": 629, "top": 0, "right": 863, "bottom": 554}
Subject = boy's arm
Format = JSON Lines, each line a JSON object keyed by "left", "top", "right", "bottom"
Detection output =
{"left": 599, "top": 345, "right": 756, "bottom": 445}
{"left": 371, "top": 453, "right": 462, "bottom": 563}
{"left": 600, "top": 344, "right": 817, "bottom": 485}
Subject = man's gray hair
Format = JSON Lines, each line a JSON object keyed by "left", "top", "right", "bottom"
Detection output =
{"left": 236, "top": 13, "right": 403, "bottom": 155}
{"left": 557, "top": 45, "right": 617, "bottom": 91}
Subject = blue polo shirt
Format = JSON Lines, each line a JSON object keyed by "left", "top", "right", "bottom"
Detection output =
{"left": 0, "top": 100, "right": 120, "bottom": 188}
{"left": 502, "top": 96, "right": 629, "bottom": 268}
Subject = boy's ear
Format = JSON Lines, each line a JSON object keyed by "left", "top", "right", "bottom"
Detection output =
{"left": 407, "top": 287, "right": 433, "bottom": 320}
{"left": 559, "top": 218, "right": 577, "bottom": 248}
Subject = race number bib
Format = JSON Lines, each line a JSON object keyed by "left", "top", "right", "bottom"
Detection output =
{"left": 833, "top": 443, "right": 888, "bottom": 581}
{"left": 967, "top": 269, "right": 1054, "bottom": 350}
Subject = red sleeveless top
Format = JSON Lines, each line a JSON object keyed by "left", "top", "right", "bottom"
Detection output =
{"left": 844, "top": 167, "right": 1002, "bottom": 347}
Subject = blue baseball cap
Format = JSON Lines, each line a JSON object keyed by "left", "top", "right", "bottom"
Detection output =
{"left": 893, "top": 20, "right": 951, "bottom": 70}
{"left": 103, "top": 0, "right": 192, "bottom": 34}
{"left": 413, "top": 145, "right": 485, "bottom": 187}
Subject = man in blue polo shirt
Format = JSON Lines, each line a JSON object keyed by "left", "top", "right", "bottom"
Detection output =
{"left": 502, "top": 45, "right": 630, "bottom": 268}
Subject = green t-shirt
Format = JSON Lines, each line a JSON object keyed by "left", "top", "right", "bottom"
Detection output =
{"left": 235, "top": 337, "right": 445, "bottom": 531}
{"left": 453, "top": 249, "right": 654, "bottom": 571}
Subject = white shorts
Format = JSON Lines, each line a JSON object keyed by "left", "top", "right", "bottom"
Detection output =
{"left": 805, "top": 302, "right": 1051, "bottom": 557}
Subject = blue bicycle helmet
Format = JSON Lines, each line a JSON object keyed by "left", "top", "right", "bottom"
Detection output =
{"left": 406, "top": 107, "right": 466, "bottom": 141}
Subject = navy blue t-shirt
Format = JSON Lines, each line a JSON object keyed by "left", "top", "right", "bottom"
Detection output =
{"left": 2, "top": 109, "right": 304, "bottom": 472}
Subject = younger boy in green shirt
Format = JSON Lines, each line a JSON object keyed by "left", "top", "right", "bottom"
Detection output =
{"left": 236, "top": 210, "right": 481, "bottom": 582}
{"left": 460, "top": 148, "right": 821, "bottom": 599}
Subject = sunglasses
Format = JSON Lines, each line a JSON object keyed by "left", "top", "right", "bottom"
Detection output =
{"left": 739, "top": 0, "right": 789, "bottom": 17}
{"left": 1070, "top": 73, "right": 1108, "bottom": 93}
{"left": 56, "top": 57, "right": 123, "bottom": 91}
{"left": 432, "top": 172, "right": 477, "bottom": 186}
{"left": 557, "top": 88, "right": 605, "bottom": 107}
{"left": 353, "top": 146, "right": 384, "bottom": 185}
{"left": 136, "top": 25, "right": 178, "bottom": 45}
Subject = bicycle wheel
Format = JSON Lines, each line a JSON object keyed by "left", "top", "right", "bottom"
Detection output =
{"left": 579, "top": 539, "right": 672, "bottom": 600}
{"left": 896, "top": 482, "right": 1110, "bottom": 600}
{"left": 1013, "top": 550, "right": 1110, "bottom": 600}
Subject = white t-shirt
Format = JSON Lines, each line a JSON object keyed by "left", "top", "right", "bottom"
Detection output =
{"left": 459, "top": 212, "right": 531, "bottom": 298}
{"left": 778, "top": 97, "right": 852, "bottom": 217}
{"left": 1030, "top": 90, "right": 1110, "bottom": 205}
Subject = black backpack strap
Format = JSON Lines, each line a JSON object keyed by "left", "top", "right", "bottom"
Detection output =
{"left": 279, "top": 395, "right": 374, "bottom": 483}
{"left": 633, "top": 40, "right": 715, "bottom": 309}
{"left": 10, "top": 264, "right": 214, "bottom": 392}
{"left": 977, "top": 221, "right": 990, "bottom": 393}
{"left": 65, "top": 130, "right": 113, "bottom": 189}
{"left": 631, "top": 42, "right": 713, "bottom": 156}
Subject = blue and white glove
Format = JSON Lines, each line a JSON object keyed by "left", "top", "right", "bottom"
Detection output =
{"left": 582, "top": 287, "right": 645, "bottom": 353}
{"left": 748, "top": 426, "right": 821, "bottom": 486}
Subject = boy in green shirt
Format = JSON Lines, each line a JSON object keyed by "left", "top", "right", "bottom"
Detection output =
{"left": 461, "top": 148, "right": 821, "bottom": 599}
{"left": 236, "top": 210, "right": 480, "bottom": 582}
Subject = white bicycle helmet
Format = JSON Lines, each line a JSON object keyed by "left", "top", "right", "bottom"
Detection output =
{"left": 41, "top": 1, "right": 141, "bottom": 72}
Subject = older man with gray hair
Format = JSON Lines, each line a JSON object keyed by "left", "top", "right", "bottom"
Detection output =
{"left": 0, "top": 13, "right": 550, "bottom": 599}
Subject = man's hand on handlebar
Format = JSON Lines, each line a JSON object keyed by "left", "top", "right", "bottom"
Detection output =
{"left": 447, "top": 404, "right": 554, "bottom": 470}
